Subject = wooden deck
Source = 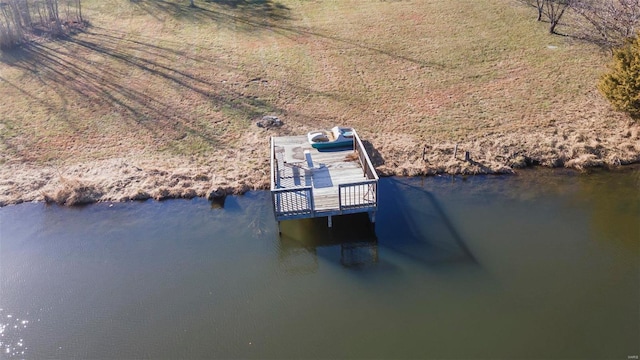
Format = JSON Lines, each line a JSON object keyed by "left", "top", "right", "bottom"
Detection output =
{"left": 270, "top": 130, "right": 379, "bottom": 227}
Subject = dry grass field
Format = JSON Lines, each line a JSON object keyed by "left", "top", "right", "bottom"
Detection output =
{"left": 1, "top": 0, "right": 638, "bottom": 205}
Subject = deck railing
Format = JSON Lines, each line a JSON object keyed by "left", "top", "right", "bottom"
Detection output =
{"left": 271, "top": 132, "right": 379, "bottom": 223}
{"left": 270, "top": 137, "right": 277, "bottom": 189}
{"left": 272, "top": 186, "right": 315, "bottom": 219}
{"left": 352, "top": 130, "right": 379, "bottom": 181}
{"left": 270, "top": 137, "right": 281, "bottom": 189}
{"left": 338, "top": 180, "right": 377, "bottom": 212}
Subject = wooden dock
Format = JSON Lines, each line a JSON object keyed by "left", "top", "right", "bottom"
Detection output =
{"left": 270, "top": 129, "right": 379, "bottom": 228}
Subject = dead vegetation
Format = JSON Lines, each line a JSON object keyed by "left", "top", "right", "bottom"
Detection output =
{"left": 43, "top": 178, "right": 102, "bottom": 206}
{"left": 0, "top": 0, "right": 639, "bottom": 206}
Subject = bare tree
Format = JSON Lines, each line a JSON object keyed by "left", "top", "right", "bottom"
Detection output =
{"left": 545, "top": 0, "right": 573, "bottom": 34}
{"left": 18, "top": 0, "right": 32, "bottom": 26}
{"left": 0, "top": 2, "right": 24, "bottom": 48}
{"left": 572, "top": 0, "right": 640, "bottom": 49}
{"left": 0, "top": 0, "right": 84, "bottom": 49}
{"left": 533, "top": 0, "right": 544, "bottom": 21}
{"left": 523, "top": 0, "right": 574, "bottom": 34}
{"left": 46, "top": 0, "right": 63, "bottom": 35}
{"left": 76, "top": 0, "right": 82, "bottom": 22}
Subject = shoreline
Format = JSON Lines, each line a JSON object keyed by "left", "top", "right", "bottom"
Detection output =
{"left": 1, "top": 134, "right": 639, "bottom": 207}
{"left": 2, "top": 0, "right": 640, "bottom": 208}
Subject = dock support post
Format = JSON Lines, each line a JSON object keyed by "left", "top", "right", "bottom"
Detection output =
{"left": 328, "top": 215, "right": 332, "bottom": 228}
{"left": 369, "top": 211, "right": 376, "bottom": 230}
{"left": 277, "top": 221, "right": 281, "bottom": 234}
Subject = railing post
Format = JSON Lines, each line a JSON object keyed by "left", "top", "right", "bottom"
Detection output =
{"left": 375, "top": 182, "right": 378, "bottom": 210}
{"left": 353, "top": 130, "right": 378, "bottom": 181}
{"left": 308, "top": 187, "right": 315, "bottom": 216}
{"left": 270, "top": 137, "right": 276, "bottom": 190}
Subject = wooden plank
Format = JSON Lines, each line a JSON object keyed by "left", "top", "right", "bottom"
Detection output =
{"left": 271, "top": 132, "right": 378, "bottom": 220}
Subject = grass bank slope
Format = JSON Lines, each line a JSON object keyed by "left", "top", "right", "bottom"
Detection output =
{"left": 1, "top": 0, "right": 638, "bottom": 205}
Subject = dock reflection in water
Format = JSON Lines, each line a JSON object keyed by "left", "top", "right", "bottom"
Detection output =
{"left": 278, "top": 213, "right": 378, "bottom": 273}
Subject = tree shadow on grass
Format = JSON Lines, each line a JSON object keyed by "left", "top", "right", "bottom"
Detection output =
{"left": 205, "top": 0, "right": 290, "bottom": 15}
{"left": 0, "top": 27, "right": 283, "bottom": 158}
{"left": 130, "top": 0, "right": 442, "bottom": 69}
{"left": 129, "top": 0, "right": 291, "bottom": 26}
{"left": 1, "top": 0, "right": 448, "bottom": 163}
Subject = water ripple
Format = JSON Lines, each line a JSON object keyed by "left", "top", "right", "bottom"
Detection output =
{"left": 0, "top": 308, "right": 30, "bottom": 359}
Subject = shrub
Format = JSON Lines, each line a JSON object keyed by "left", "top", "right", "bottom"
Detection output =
{"left": 598, "top": 33, "right": 640, "bottom": 119}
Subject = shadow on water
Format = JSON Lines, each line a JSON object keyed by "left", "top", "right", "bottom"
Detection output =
{"left": 376, "top": 177, "right": 478, "bottom": 268}
{"left": 277, "top": 213, "right": 378, "bottom": 274}
{"left": 212, "top": 194, "right": 244, "bottom": 212}
{"left": 274, "top": 177, "right": 479, "bottom": 274}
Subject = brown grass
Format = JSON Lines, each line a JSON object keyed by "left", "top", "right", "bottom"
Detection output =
{"left": 43, "top": 178, "right": 103, "bottom": 206}
{"left": 0, "top": 0, "right": 638, "bottom": 206}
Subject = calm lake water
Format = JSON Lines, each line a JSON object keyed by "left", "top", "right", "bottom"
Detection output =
{"left": 1, "top": 169, "right": 639, "bottom": 359}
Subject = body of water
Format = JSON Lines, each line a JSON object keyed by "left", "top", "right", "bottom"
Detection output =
{"left": 1, "top": 169, "right": 638, "bottom": 359}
